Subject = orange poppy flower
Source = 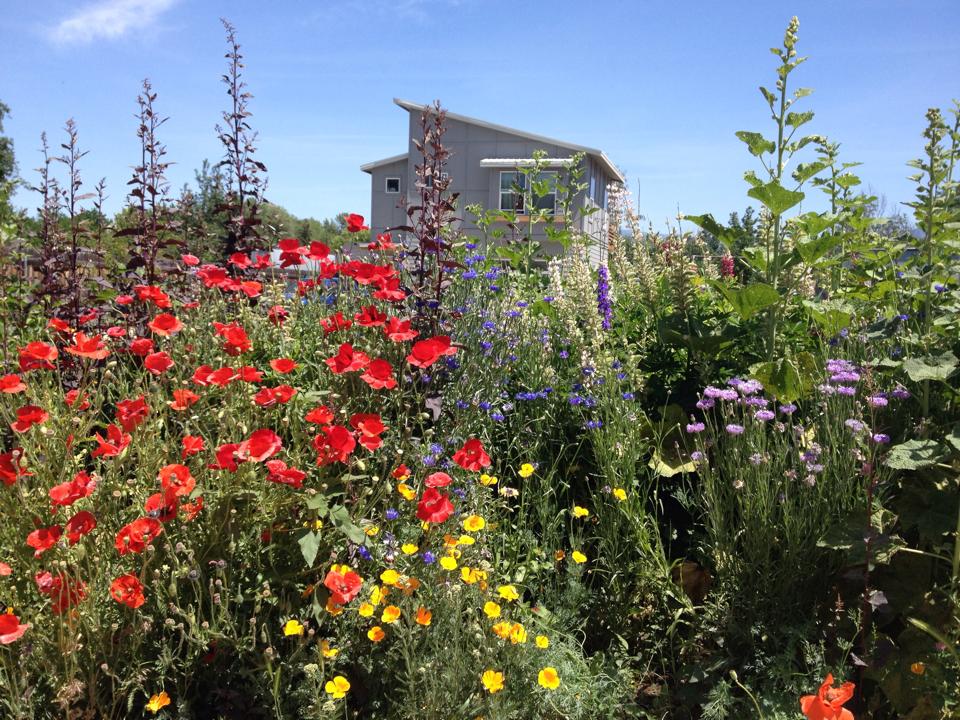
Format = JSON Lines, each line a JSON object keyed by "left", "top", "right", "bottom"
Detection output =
{"left": 800, "top": 674, "right": 855, "bottom": 720}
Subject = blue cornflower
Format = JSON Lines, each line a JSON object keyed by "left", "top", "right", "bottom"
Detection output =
{"left": 385, "top": 509, "right": 399, "bottom": 520}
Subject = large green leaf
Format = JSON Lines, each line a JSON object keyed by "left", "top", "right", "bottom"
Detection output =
{"left": 297, "top": 530, "right": 322, "bottom": 567}
{"left": 885, "top": 439, "right": 946, "bottom": 471}
{"left": 749, "top": 351, "right": 818, "bottom": 402}
{"left": 902, "top": 352, "right": 958, "bottom": 383}
{"left": 735, "top": 130, "right": 775, "bottom": 157}
{"left": 327, "top": 505, "right": 368, "bottom": 544}
{"left": 804, "top": 300, "right": 853, "bottom": 336}
{"left": 683, "top": 213, "right": 739, "bottom": 249}
{"left": 796, "top": 232, "right": 843, "bottom": 264}
{"left": 712, "top": 281, "right": 780, "bottom": 320}
{"left": 747, "top": 180, "right": 805, "bottom": 216}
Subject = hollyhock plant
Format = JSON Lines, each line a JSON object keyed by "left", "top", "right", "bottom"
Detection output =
{"left": 800, "top": 674, "right": 855, "bottom": 720}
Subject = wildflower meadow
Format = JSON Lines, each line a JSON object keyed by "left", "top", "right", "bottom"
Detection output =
{"left": 0, "top": 14, "right": 958, "bottom": 720}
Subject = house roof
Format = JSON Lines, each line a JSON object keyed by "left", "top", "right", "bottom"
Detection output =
{"left": 360, "top": 99, "right": 625, "bottom": 183}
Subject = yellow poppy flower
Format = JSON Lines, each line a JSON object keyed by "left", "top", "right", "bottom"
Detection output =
{"left": 145, "top": 691, "right": 171, "bottom": 714}
{"left": 911, "top": 662, "right": 925, "bottom": 675}
{"left": 538, "top": 667, "right": 560, "bottom": 690}
{"left": 483, "top": 601, "right": 501, "bottom": 618}
{"left": 509, "top": 623, "right": 527, "bottom": 644}
{"left": 358, "top": 602, "right": 374, "bottom": 618}
{"left": 535, "top": 635, "right": 549, "bottom": 648}
{"left": 320, "top": 640, "right": 339, "bottom": 658}
{"left": 440, "top": 555, "right": 458, "bottom": 570}
{"left": 416, "top": 606, "right": 432, "bottom": 626}
{"left": 401, "top": 543, "right": 419, "bottom": 555}
{"left": 554, "top": 550, "right": 566, "bottom": 561}
{"left": 491, "top": 621, "right": 512, "bottom": 639}
{"left": 498, "top": 585, "right": 519, "bottom": 602}
{"left": 397, "top": 483, "right": 416, "bottom": 501}
{"left": 458, "top": 534, "right": 476, "bottom": 546}
{"left": 612, "top": 487, "right": 627, "bottom": 501}
{"left": 481, "top": 670, "right": 504, "bottom": 694}
{"left": 479, "top": 473, "right": 498, "bottom": 486}
{"left": 325, "top": 597, "right": 343, "bottom": 615}
{"left": 324, "top": 675, "right": 351, "bottom": 699}
{"left": 381, "top": 605, "right": 401, "bottom": 624}
{"left": 518, "top": 463, "right": 535, "bottom": 478}
{"left": 283, "top": 619, "right": 305, "bottom": 636}
{"left": 364, "top": 525, "right": 380, "bottom": 537}
{"left": 572, "top": 506, "right": 590, "bottom": 518}
{"left": 367, "top": 626, "right": 385, "bottom": 642}
{"left": 572, "top": 551, "right": 587, "bottom": 564}
{"left": 401, "top": 577, "right": 420, "bottom": 595}
{"left": 370, "top": 585, "right": 386, "bottom": 605}
{"left": 380, "top": 569, "right": 400, "bottom": 586}
{"left": 463, "top": 515, "right": 485, "bottom": 532}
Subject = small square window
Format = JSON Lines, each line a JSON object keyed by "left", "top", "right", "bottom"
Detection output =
{"left": 385, "top": 177, "right": 400, "bottom": 194}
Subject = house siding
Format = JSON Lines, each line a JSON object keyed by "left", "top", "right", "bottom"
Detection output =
{"left": 368, "top": 158, "right": 409, "bottom": 237}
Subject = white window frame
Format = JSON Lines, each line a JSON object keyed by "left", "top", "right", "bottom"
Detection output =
{"left": 499, "top": 169, "right": 559, "bottom": 215}
{"left": 384, "top": 176, "right": 401, "bottom": 194}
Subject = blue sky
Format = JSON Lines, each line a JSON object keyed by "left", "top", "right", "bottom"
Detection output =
{"left": 2, "top": 0, "right": 958, "bottom": 229}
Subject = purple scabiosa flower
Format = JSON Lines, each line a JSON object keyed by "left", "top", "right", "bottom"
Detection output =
{"left": 867, "top": 395, "right": 888, "bottom": 408}
{"left": 836, "top": 385, "right": 857, "bottom": 396}
{"left": 871, "top": 433, "right": 890, "bottom": 444}
{"left": 725, "top": 423, "right": 745, "bottom": 435}
{"left": 691, "top": 451, "right": 705, "bottom": 462}
{"left": 703, "top": 386, "right": 723, "bottom": 398}
{"left": 754, "top": 410, "right": 775, "bottom": 422}
{"left": 745, "top": 396, "right": 769, "bottom": 408}
{"left": 596, "top": 264, "right": 612, "bottom": 330}
{"left": 385, "top": 509, "right": 399, "bottom": 521}
{"left": 422, "top": 455, "right": 436, "bottom": 467}
{"left": 696, "top": 398, "right": 715, "bottom": 410}
{"left": 779, "top": 403, "right": 797, "bottom": 415}
{"left": 719, "top": 389, "right": 739, "bottom": 401}
{"left": 818, "top": 383, "right": 838, "bottom": 396}
{"left": 737, "top": 379, "right": 763, "bottom": 396}
{"left": 686, "top": 422, "right": 706, "bottom": 433}
{"left": 749, "top": 453, "right": 764, "bottom": 465}
{"left": 935, "top": 283, "right": 946, "bottom": 293}
{"left": 890, "top": 385, "right": 910, "bottom": 400}
{"left": 844, "top": 419, "right": 865, "bottom": 432}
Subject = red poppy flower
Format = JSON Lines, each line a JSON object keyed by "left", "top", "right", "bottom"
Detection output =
{"left": 278, "top": 237, "right": 306, "bottom": 267}
{"left": 0, "top": 562, "right": 11, "bottom": 576}
{"left": 0, "top": 612, "right": 30, "bottom": 644}
{"left": 313, "top": 425, "right": 356, "bottom": 465}
{"left": 116, "top": 294, "right": 134, "bottom": 305}
{"left": 453, "top": 438, "right": 491, "bottom": 472}
{"left": 253, "top": 384, "right": 297, "bottom": 407}
{"left": 144, "top": 351, "right": 175, "bottom": 375}
{"left": 323, "top": 566, "right": 363, "bottom": 604}
{"left": 237, "top": 366, "right": 264, "bottom": 383}
{"left": 145, "top": 492, "right": 179, "bottom": 523}
{"left": 355, "top": 305, "right": 387, "bottom": 327}
{"left": 265, "top": 460, "right": 307, "bottom": 489}
{"left": 116, "top": 396, "right": 150, "bottom": 432}
{"left": 182, "top": 435, "right": 205, "bottom": 460}
{"left": 0, "top": 450, "right": 30, "bottom": 486}
{"left": 208, "top": 442, "right": 243, "bottom": 472}
{"left": 391, "top": 464, "right": 410, "bottom": 480}
{"left": 345, "top": 213, "right": 369, "bottom": 233}
{"left": 351, "top": 413, "right": 386, "bottom": 451}
{"left": 148, "top": 313, "right": 183, "bottom": 337}
{"left": 305, "top": 405, "right": 335, "bottom": 425}
{"left": 320, "top": 311, "right": 353, "bottom": 335}
{"left": 269, "top": 358, "right": 298, "bottom": 374}
{"left": 424, "top": 471, "right": 452, "bottom": 488}
{"left": 407, "top": 335, "right": 456, "bottom": 369}
{"left": 181, "top": 253, "right": 200, "bottom": 266}
{"left": 197, "top": 265, "right": 229, "bottom": 288}
{"left": 27, "top": 525, "right": 62, "bottom": 557}
{"left": 134, "top": 284, "right": 172, "bottom": 308}
{"left": 239, "top": 280, "right": 263, "bottom": 298}
{"left": 64, "top": 389, "right": 90, "bottom": 410}
{"left": 19, "top": 341, "right": 59, "bottom": 371}
{"left": 64, "top": 510, "right": 97, "bottom": 544}
{"left": 115, "top": 517, "right": 163, "bottom": 555}
{"left": 360, "top": 359, "right": 397, "bottom": 390}
{"left": 240, "top": 429, "right": 282, "bottom": 463}
{"left": 180, "top": 495, "right": 204, "bottom": 521}
{"left": 65, "top": 332, "right": 110, "bottom": 360}
{"left": 92, "top": 424, "right": 131, "bottom": 458}
{"left": 213, "top": 322, "right": 252, "bottom": 355}
{"left": 207, "top": 367, "right": 239, "bottom": 387}
{"left": 373, "top": 276, "right": 406, "bottom": 302}
{"left": 384, "top": 317, "right": 419, "bottom": 342}
{"left": 800, "top": 674, "right": 855, "bottom": 720}
{"left": 368, "top": 232, "right": 396, "bottom": 251}
{"left": 48, "top": 317, "right": 71, "bottom": 332}
{"left": 326, "top": 343, "right": 370, "bottom": 374}
{"left": 11, "top": 405, "right": 49, "bottom": 433}
{"left": 49, "top": 471, "right": 97, "bottom": 508}
{"left": 265, "top": 305, "right": 289, "bottom": 327}
{"left": 35, "top": 570, "right": 87, "bottom": 614}
{"left": 159, "top": 464, "right": 195, "bottom": 498}
{"left": 170, "top": 388, "right": 200, "bottom": 411}
{"left": 126, "top": 338, "right": 154, "bottom": 357}
{"left": 305, "top": 241, "right": 329, "bottom": 260}
{"left": 0, "top": 374, "right": 26, "bottom": 394}
{"left": 416, "top": 488, "right": 455, "bottom": 524}
{"left": 110, "top": 573, "right": 146, "bottom": 609}
{"left": 228, "top": 252, "right": 251, "bottom": 268}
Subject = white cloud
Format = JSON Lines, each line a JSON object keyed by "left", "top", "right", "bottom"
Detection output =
{"left": 50, "top": 0, "right": 179, "bottom": 45}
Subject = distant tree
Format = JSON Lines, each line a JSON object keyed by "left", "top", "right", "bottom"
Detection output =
{"left": 865, "top": 190, "right": 919, "bottom": 240}
{"left": 0, "top": 100, "right": 17, "bottom": 223}
{"left": 298, "top": 219, "right": 311, "bottom": 242}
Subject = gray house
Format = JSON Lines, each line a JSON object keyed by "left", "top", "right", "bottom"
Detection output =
{"left": 361, "top": 98, "right": 624, "bottom": 259}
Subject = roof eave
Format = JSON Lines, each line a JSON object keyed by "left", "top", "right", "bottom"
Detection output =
{"left": 360, "top": 152, "right": 409, "bottom": 173}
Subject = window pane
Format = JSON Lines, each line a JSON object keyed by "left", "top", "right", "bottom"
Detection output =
{"left": 500, "top": 171, "right": 519, "bottom": 190}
